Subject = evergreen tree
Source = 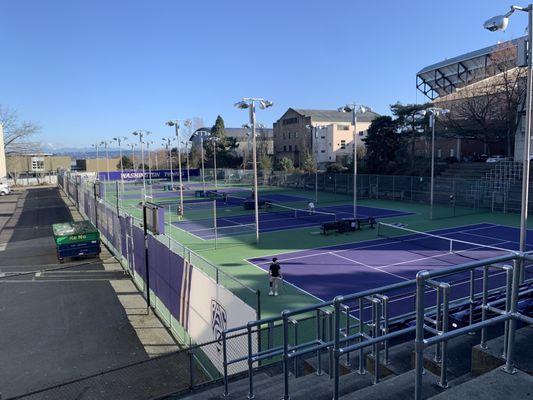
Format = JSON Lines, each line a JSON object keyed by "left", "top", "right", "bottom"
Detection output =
{"left": 117, "top": 155, "right": 133, "bottom": 170}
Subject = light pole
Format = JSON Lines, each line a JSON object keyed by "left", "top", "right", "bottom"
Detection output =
{"left": 338, "top": 103, "right": 368, "bottom": 218}
{"left": 92, "top": 142, "right": 100, "bottom": 179}
{"left": 128, "top": 143, "right": 137, "bottom": 172}
{"left": 132, "top": 130, "right": 151, "bottom": 201}
{"left": 113, "top": 136, "right": 128, "bottom": 192}
{"left": 162, "top": 137, "right": 175, "bottom": 192}
{"left": 166, "top": 120, "right": 184, "bottom": 216}
{"left": 146, "top": 140, "right": 154, "bottom": 198}
{"left": 208, "top": 136, "right": 221, "bottom": 188}
{"left": 484, "top": 4, "right": 532, "bottom": 266}
{"left": 235, "top": 98, "right": 274, "bottom": 243}
{"left": 195, "top": 130, "right": 210, "bottom": 194}
{"left": 184, "top": 119, "right": 193, "bottom": 183}
{"left": 418, "top": 108, "right": 450, "bottom": 220}
{"left": 306, "top": 124, "right": 325, "bottom": 203}
{"left": 100, "top": 141, "right": 110, "bottom": 181}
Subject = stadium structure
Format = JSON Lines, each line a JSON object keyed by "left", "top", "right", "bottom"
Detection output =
{"left": 417, "top": 36, "right": 528, "bottom": 161}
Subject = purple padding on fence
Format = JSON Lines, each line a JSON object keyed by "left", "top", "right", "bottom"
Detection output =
{"left": 132, "top": 225, "right": 146, "bottom": 279}
{"left": 146, "top": 235, "right": 186, "bottom": 321}
{"left": 147, "top": 236, "right": 172, "bottom": 310}
{"left": 168, "top": 249, "right": 185, "bottom": 320}
{"left": 119, "top": 216, "right": 128, "bottom": 257}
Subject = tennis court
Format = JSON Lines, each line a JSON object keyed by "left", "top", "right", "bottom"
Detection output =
{"left": 172, "top": 204, "right": 412, "bottom": 240}
{"left": 248, "top": 223, "right": 533, "bottom": 317}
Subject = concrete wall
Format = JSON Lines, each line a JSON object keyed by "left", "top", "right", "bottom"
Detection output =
{"left": 6, "top": 155, "right": 71, "bottom": 175}
{"left": 84, "top": 158, "right": 121, "bottom": 172}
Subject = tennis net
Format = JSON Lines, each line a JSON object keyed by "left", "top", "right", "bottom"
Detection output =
{"left": 204, "top": 189, "right": 251, "bottom": 206}
{"left": 265, "top": 202, "right": 338, "bottom": 224}
{"left": 377, "top": 222, "right": 511, "bottom": 258}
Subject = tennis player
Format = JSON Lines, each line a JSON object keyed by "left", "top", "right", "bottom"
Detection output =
{"left": 308, "top": 201, "right": 316, "bottom": 215}
{"left": 269, "top": 257, "right": 283, "bottom": 296}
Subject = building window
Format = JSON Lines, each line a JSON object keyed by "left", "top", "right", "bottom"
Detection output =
{"left": 289, "top": 145, "right": 292, "bottom": 151}
{"left": 284, "top": 145, "right": 287, "bottom": 151}
{"left": 282, "top": 117, "right": 298, "bottom": 125}
{"left": 450, "top": 149, "right": 455, "bottom": 157}
{"left": 358, "top": 131, "right": 364, "bottom": 136}
{"left": 283, "top": 133, "right": 286, "bottom": 139}
{"left": 288, "top": 132, "right": 291, "bottom": 139}
{"left": 295, "top": 132, "right": 299, "bottom": 139}
{"left": 321, "top": 150, "right": 325, "bottom": 153}
{"left": 340, "top": 140, "right": 346, "bottom": 150}
{"left": 437, "top": 149, "right": 442, "bottom": 158}
{"left": 337, "top": 124, "right": 350, "bottom": 130}
{"left": 31, "top": 157, "right": 45, "bottom": 171}
{"left": 295, "top": 145, "right": 298, "bottom": 151}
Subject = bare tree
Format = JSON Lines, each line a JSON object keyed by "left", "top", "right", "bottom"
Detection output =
{"left": 0, "top": 105, "right": 41, "bottom": 154}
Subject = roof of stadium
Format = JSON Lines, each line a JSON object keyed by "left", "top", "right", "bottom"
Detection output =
{"left": 417, "top": 36, "right": 526, "bottom": 100}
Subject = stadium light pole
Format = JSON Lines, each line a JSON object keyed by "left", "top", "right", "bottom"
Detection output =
{"left": 128, "top": 143, "right": 137, "bottom": 173}
{"left": 92, "top": 142, "right": 100, "bottom": 179}
{"left": 195, "top": 130, "right": 211, "bottom": 194}
{"left": 146, "top": 140, "right": 154, "bottom": 199}
{"left": 166, "top": 120, "right": 185, "bottom": 216}
{"left": 132, "top": 130, "right": 150, "bottom": 201}
{"left": 484, "top": 5, "right": 532, "bottom": 268}
{"left": 235, "top": 98, "right": 274, "bottom": 243}
{"left": 100, "top": 141, "right": 110, "bottom": 181}
{"left": 113, "top": 136, "right": 128, "bottom": 192}
{"left": 339, "top": 104, "right": 368, "bottom": 219}
{"left": 183, "top": 119, "right": 193, "bottom": 183}
{"left": 419, "top": 108, "right": 450, "bottom": 220}
{"left": 162, "top": 137, "right": 175, "bottom": 193}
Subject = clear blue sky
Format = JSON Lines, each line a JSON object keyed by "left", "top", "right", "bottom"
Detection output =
{"left": 1, "top": 0, "right": 526, "bottom": 148}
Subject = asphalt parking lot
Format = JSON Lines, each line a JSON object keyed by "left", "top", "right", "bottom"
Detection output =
{"left": 0, "top": 187, "right": 186, "bottom": 400}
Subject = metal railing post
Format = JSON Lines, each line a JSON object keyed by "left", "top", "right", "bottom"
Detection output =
{"left": 503, "top": 258, "right": 520, "bottom": 374}
{"left": 282, "top": 311, "right": 291, "bottom": 400}
{"left": 247, "top": 323, "right": 255, "bottom": 399}
{"left": 438, "top": 283, "right": 450, "bottom": 389}
{"left": 316, "top": 309, "right": 323, "bottom": 376}
{"left": 343, "top": 304, "right": 351, "bottom": 367}
{"left": 328, "top": 310, "right": 333, "bottom": 379}
{"left": 502, "top": 266, "right": 513, "bottom": 359}
{"left": 290, "top": 318, "right": 299, "bottom": 377}
{"left": 480, "top": 266, "right": 489, "bottom": 349}
{"left": 434, "top": 286, "right": 442, "bottom": 362}
{"left": 333, "top": 298, "right": 342, "bottom": 400}
{"left": 222, "top": 330, "right": 229, "bottom": 397}
{"left": 414, "top": 271, "right": 428, "bottom": 400}
{"left": 468, "top": 270, "right": 475, "bottom": 334}
{"left": 358, "top": 297, "right": 365, "bottom": 375}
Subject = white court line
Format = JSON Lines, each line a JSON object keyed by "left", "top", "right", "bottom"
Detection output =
{"left": 376, "top": 239, "right": 512, "bottom": 270}
{"left": 248, "top": 223, "right": 497, "bottom": 265}
{"left": 250, "top": 223, "right": 501, "bottom": 266}
{"left": 328, "top": 252, "right": 410, "bottom": 281}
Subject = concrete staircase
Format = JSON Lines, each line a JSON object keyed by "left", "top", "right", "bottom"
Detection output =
{"left": 163, "top": 326, "right": 533, "bottom": 400}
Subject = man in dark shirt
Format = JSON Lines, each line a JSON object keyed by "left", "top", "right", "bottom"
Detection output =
{"left": 269, "top": 257, "right": 282, "bottom": 296}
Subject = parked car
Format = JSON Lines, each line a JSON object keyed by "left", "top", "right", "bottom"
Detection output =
{"left": 0, "top": 182, "right": 11, "bottom": 196}
{"left": 486, "top": 155, "right": 509, "bottom": 163}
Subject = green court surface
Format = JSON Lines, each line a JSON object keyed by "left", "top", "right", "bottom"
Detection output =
{"left": 101, "top": 179, "right": 528, "bottom": 320}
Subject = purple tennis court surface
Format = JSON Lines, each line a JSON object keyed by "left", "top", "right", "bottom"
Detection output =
{"left": 173, "top": 204, "right": 412, "bottom": 239}
{"left": 248, "top": 223, "right": 533, "bottom": 318}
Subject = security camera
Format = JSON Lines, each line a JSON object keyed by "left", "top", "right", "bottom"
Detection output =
{"left": 483, "top": 15, "right": 509, "bottom": 31}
